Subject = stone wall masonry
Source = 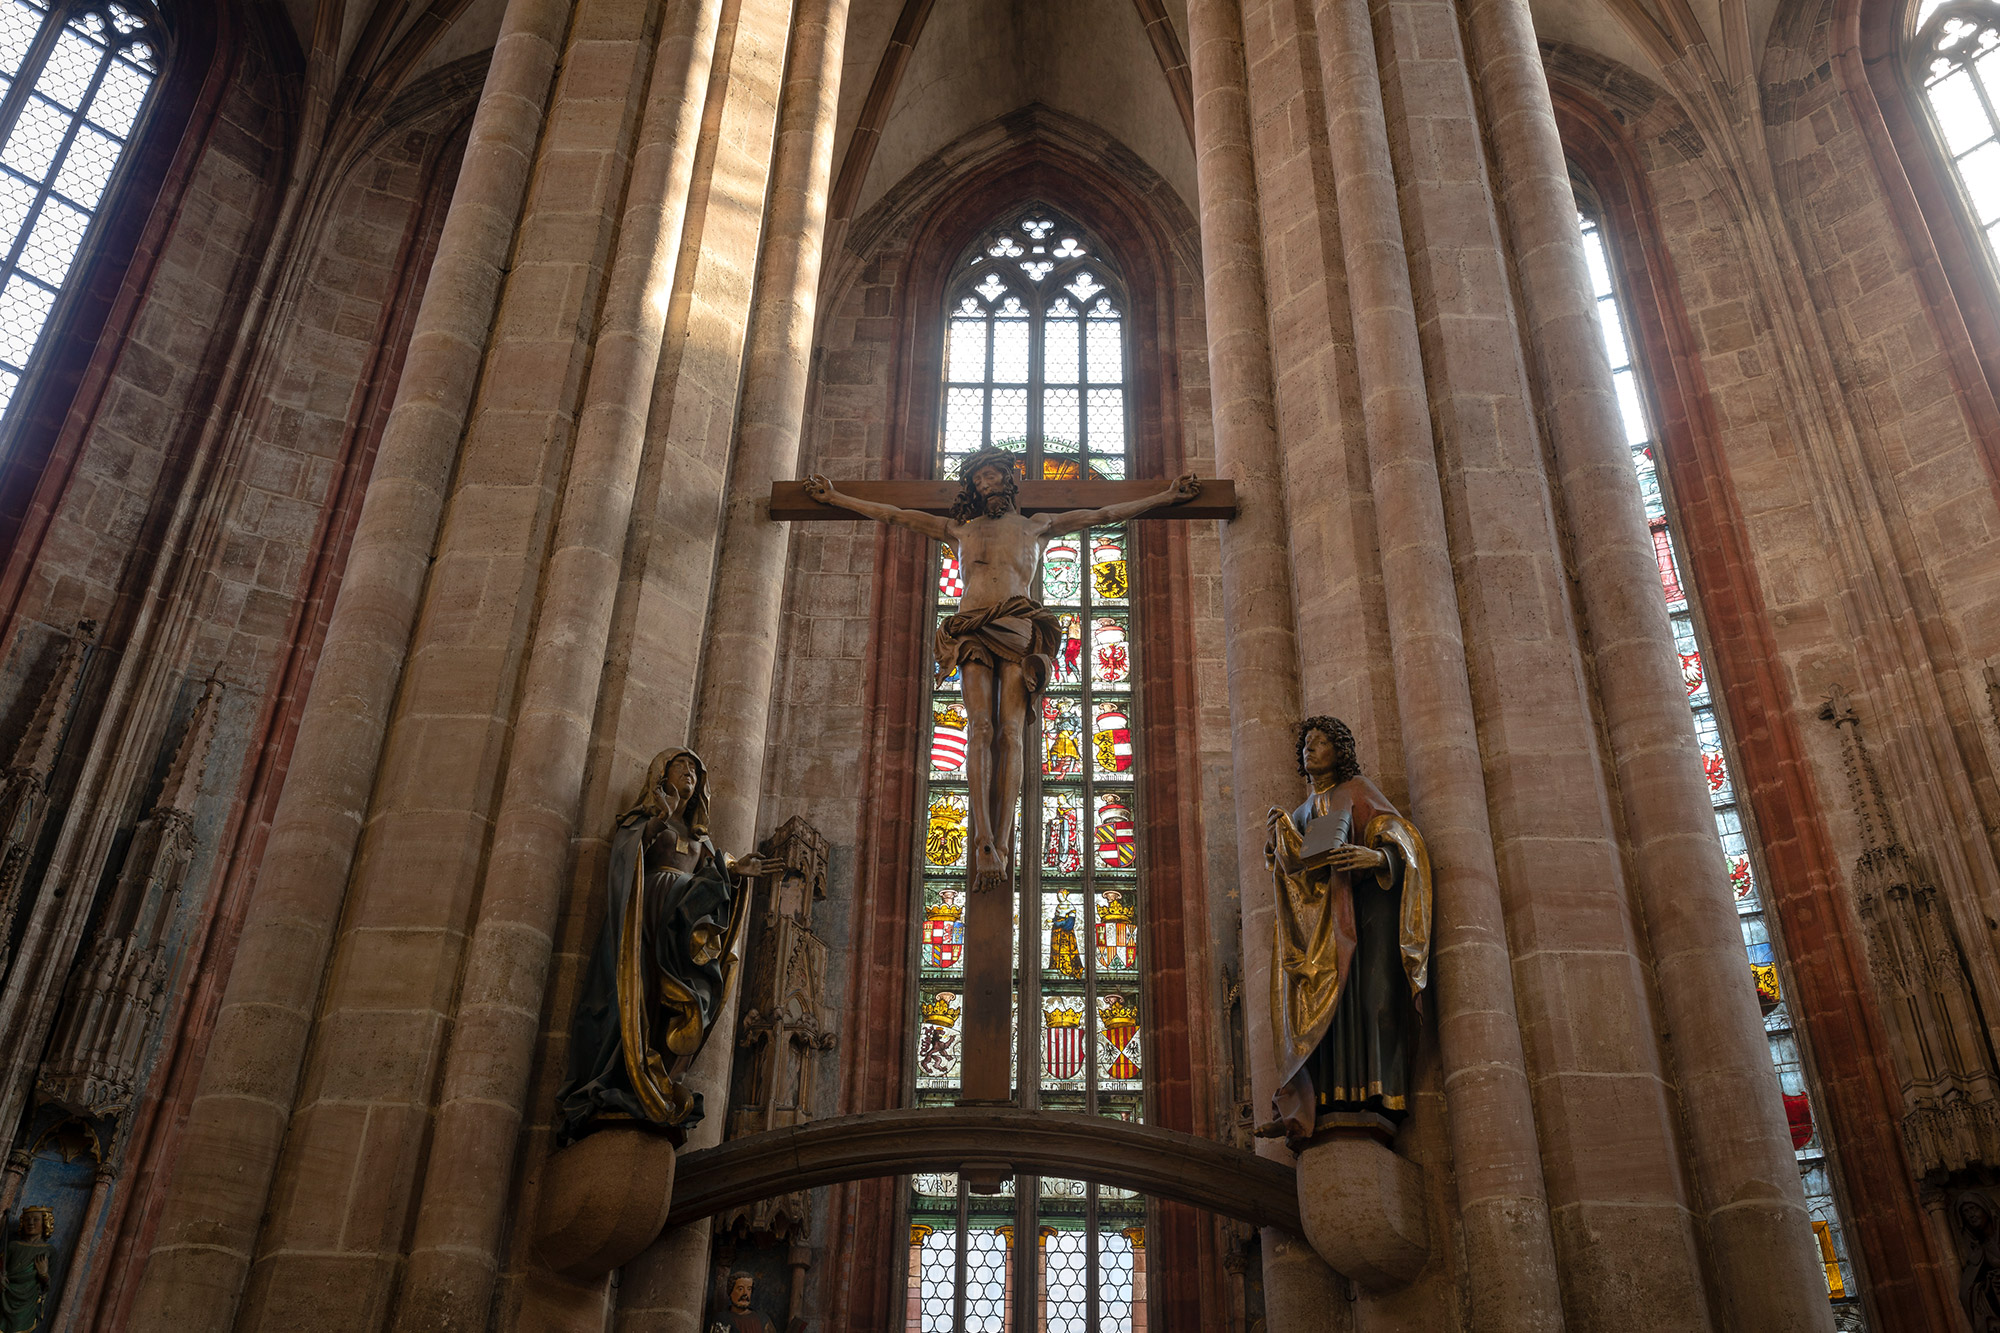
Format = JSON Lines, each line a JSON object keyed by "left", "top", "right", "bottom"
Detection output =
{"left": 1760, "top": 0, "right": 2000, "bottom": 1050}
{"left": 101, "top": 124, "right": 465, "bottom": 1333}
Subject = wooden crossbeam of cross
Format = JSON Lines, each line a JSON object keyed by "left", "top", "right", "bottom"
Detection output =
{"left": 768, "top": 478, "right": 1238, "bottom": 522}
{"left": 772, "top": 470, "right": 1231, "bottom": 1130}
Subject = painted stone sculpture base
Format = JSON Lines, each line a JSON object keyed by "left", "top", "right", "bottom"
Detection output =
{"left": 535, "top": 1127, "right": 678, "bottom": 1280}
{"left": 1296, "top": 1129, "right": 1428, "bottom": 1290}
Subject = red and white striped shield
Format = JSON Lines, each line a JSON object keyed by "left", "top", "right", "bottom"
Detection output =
{"left": 1093, "top": 708, "right": 1132, "bottom": 773}
{"left": 931, "top": 702, "right": 967, "bottom": 773}
{"left": 1044, "top": 1012, "right": 1086, "bottom": 1080}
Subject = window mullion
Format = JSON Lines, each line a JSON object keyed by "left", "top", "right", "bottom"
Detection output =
{"left": 0, "top": 8, "right": 64, "bottom": 146}
{"left": 953, "top": 1180, "right": 970, "bottom": 1333}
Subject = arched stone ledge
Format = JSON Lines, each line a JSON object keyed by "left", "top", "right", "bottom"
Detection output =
{"left": 664, "top": 1107, "right": 1301, "bottom": 1232}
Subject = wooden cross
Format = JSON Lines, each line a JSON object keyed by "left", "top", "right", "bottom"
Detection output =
{"left": 769, "top": 475, "right": 1235, "bottom": 1118}
{"left": 769, "top": 478, "right": 1238, "bottom": 522}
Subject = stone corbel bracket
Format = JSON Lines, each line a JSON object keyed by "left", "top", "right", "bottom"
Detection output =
{"left": 1296, "top": 1133, "right": 1430, "bottom": 1290}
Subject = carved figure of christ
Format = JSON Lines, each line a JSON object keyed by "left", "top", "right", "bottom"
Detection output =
{"left": 806, "top": 458, "right": 1199, "bottom": 893}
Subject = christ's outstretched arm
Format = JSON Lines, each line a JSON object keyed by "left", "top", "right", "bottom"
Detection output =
{"left": 1035, "top": 473, "right": 1201, "bottom": 537}
{"left": 803, "top": 474, "right": 956, "bottom": 541}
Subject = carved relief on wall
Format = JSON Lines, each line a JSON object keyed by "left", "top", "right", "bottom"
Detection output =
{"left": 0, "top": 622, "right": 95, "bottom": 980}
{"left": 707, "top": 816, "right": 836, "bottom": 1331}
{"left": 1821, "top": 687, "right": 2000, "bottom": 1176}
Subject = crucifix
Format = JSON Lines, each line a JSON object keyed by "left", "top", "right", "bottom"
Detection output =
{"left": 777, "top": 451, "right": 1234, "bottom": 1108}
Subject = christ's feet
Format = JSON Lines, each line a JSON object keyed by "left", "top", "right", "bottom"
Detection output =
{"left": 972, "top": 841, "right": 1007, "bottom": 893}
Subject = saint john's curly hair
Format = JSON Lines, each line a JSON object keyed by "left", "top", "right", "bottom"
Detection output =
{"left": 948, "top": 448, "right": 1024, "bottom": 521}
{"left": 1295, "top": 715, "right": 1361, "bottom": 784}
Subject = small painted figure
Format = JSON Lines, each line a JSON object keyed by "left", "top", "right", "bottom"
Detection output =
{"left": 555, "top": 748, "right": 781, "bottom": 1145}
{"left": 0, "top": 1207, "right": 52, "bottom": 1333}
{"left": 708, "top": 1270, "right": 778, "bottom": 1333}
{"left": 1049, "top": 893, "right": 1083, "bottom": 978}
{"left": 1265, "top": 717, "right": 1433, "bottom": 1141}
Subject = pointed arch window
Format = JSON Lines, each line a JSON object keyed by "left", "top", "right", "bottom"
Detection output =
{"left": 908, "top": 205, "right": 1149, "bottom": 1332}
{"left": 0, "top": 0, "right": 160, "bottom": 426}
{"left": 1912, "top": 0, "right": 2000, "bottom": 276}
{"left": 1576, "top": 204, "right": 1872, "bottom": 1331}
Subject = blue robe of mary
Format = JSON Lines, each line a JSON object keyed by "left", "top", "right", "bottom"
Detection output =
{"left": 556, "top": 749, "right": 748, "bottom": 1146}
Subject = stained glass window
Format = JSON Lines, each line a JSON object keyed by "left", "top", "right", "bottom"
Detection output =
{"left": 1914, "top": 0, "right": 2000, "bottom": 274}
{"left": 1578, "top": 207, "right": 1870, "bottom": 1331}
{"left": 0, "top": 1, "right": 159, "bottom": 425}
{"left": 912, "top": 206, "right": 1148, "bottom": 1332}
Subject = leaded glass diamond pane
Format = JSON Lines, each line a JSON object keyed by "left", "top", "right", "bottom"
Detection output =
{"left": 6, "top": 97, "right": 70, "bottom": 179}
{"left": 1086, "top": 387, "right": 1123, "bottom": 454}
{"left": 1043, "top": 387, "right": 1079, "bottom": 451}
{"left": 88, "top": 53, "right": 149, "bottom": 136}
{"left": 1084, "top": 313, "right": 1121, "bottom": 383}
{"left": 0, "top": 171, "right": 33, "bottom": 248}
{"left": 41, "top": 27, "right": 99, "bottom": 110}
{"left": 947, "top": 316, "right": 987, "bottom": 382}
{"left": 1931, "top": 68, "right": 1992, "bottom": 154}
{"left": 1044, "top": 310, "right": 1079, "bottom": 383}
{"left": 0, "top": 2, "right": 37, "bottom": 76}
{"left": 53, "top": 123, "right": 115, "bottom": 208}
{"left": 990, "top": 387, "right": 1027, "bottom": 448}
{"left": 992, "top": 310, "right": 1029, "bottom": 382}
{"left": 1961, "top": 140, "right": 2000, "bottom": 222}
{"left": 21, "top": 196, "right": 85, "bottom": 284}
{"left": 945, "top": 387, "right": 984, "bottom": 455}
{"left": 0, "top": 274, "right": 53, "bottom": 366}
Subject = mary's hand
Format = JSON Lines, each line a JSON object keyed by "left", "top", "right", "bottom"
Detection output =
{"left": 731, "top": 854, "right": 785, "bottom": 878}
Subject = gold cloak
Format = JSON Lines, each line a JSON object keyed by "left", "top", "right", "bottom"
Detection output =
{"left": 1271, "top": 806, "right": 1433, "bottom": 1087}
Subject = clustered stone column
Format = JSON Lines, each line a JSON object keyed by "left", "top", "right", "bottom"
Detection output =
{"left": 615, "top": 0, "right": 851, "bottom": 1324}
{"left": 1184, "top": 0, "right": 1346, "bottom": 1323}
{"left": 390, "top": 0, "right": 729, "bottom": 1325}
{"left": 127, "top": 0, "right": 570, "bottom": 1324}
{"left": 1196, "top": 0, "right": 1832, "bottom": 1324}
{"left": 1461, "top": 0, "right": 1831, "bottom": 1321}
{"left": 1311, "top": 0, "right": 1563, "bottom": 1324}
{"left": 126, "top": 0, "right": 849, "bottom": 1328}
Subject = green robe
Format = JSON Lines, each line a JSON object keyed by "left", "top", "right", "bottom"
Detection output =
{"left": 0, "top": 1229, "right": 49, "bottom": 1333}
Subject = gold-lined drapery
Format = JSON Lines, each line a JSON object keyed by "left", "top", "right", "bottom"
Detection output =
{"left": 616, "top": 849, "right": 749, "bottom": 1126}
{"left": 1270, "top": 779, "right": 1433, "bottom": 1134}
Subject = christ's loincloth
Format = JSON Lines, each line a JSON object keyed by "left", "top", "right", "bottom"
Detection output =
{"left": 935, "top": 595, "right": 1061, "bottom": 695}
